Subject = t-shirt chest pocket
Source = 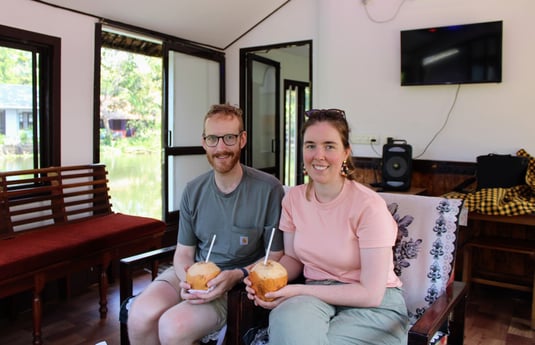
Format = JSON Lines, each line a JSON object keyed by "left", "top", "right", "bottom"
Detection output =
{"left": 228, "top": 225, "right": 263, "bottom": 258}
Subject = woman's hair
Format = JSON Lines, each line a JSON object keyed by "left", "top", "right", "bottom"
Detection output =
{"left": 203, "top": 103, "right": 244, "bottom": 134}
{"left": 302, "top": 109, "right": 359, "bottom": 181}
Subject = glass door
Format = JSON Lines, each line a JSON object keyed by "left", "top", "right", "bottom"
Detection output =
{"left": 163, "top": 45, "right": 224, "bottom": 223}
{"left": 283, "top": 80, "right": 310, "bottom": 186}
{"left": 240, "top": 41, "right": 312, "bottom": 184}
{"left": 246, "top": 55, "right": 280, "bottom": 178}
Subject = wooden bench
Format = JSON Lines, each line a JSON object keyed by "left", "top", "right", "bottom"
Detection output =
{"left": 0, "top": 164, "right": 166, "bottom": 345}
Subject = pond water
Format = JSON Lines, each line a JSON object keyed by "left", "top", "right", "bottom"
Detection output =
{"left": 1, "top": 152, "right": 162, "bottom": 220}
{"left": 101, "top": 151, "right": 162, "bottom": 219}
{"left": 0, "top": 155, "right": 34, "bottom": 172}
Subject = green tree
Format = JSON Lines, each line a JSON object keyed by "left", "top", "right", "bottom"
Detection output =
{"left": 100, "top": 49, "right": 161, "bottom": 123}
{"left": 0, "top": 46, "right": 32, "bottom": 85}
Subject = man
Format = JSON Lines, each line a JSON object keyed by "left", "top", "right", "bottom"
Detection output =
{"left": 127, "top": 104, "right": 284, "bottom": 345}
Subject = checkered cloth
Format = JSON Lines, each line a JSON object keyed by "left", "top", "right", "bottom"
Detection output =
{"left": 445, "top": 149, "right": 535, "bottom": 216}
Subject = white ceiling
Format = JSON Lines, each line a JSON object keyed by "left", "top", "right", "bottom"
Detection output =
{"left": 35, "top": 0, "right": 290, "bottom": 50}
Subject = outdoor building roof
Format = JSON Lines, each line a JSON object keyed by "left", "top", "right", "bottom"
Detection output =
{"left": 0, "top": 84, "right": 32, "bottom": 110}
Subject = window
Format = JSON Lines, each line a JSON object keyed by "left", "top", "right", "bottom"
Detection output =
{"left": 0, "top": 25, "right": 61, "bottom": 172}
{"left": 94, "top": 24, "right": 224, "bottom": 223}
{"left": 96, "top": 26, "right": 164, "bottom": 220}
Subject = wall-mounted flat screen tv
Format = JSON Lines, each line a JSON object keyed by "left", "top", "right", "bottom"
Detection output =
{"left": 401, "top": 21, "right": 502, "bottom": 86}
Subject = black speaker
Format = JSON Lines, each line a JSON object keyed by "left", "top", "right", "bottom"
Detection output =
{"left": 382, "top": 142, "right": 412, "bottom": 191}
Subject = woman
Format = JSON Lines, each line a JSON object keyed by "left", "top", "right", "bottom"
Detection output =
{"left": 246, "top": 108, "right": 409, "bottom": 344}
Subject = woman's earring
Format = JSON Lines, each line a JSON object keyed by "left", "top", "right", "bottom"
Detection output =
{"left": 340, "top": 160, "right": 348, "bottom": 177}
{"left": 303, "top": 165, "right": 308, "bottom": 176}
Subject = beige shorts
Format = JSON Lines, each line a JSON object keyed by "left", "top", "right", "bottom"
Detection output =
{"left": 156, "top": 266, "right": 228, "bottom": 330}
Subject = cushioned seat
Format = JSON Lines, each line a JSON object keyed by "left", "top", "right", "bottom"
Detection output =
{"left": 0, "top": 213, "right": 164, "bottom": 281}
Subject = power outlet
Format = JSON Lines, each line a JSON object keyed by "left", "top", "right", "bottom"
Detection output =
{"left": 352, "top": 135, "right": 380, "bottom": 145}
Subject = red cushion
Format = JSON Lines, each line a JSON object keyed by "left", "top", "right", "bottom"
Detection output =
{"left": 0, "top": 213, "right": 165, "bottom": 281}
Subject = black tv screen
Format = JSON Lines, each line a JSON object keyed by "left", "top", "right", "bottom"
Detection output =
{"left": 401, "top": 21, "right": 502, "bottom": 86}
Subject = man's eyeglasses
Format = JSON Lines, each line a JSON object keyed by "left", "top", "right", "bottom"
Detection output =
{"left": 305, "top": 108, "right": 346, "bottom": 119}
{"left": 203, "top": 132, "right": 242, "bottom": 147}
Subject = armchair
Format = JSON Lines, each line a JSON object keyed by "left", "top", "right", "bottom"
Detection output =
{"left": 378, "top": 193, "right": 467, "bottom": 344}
{"left": 119, "top": 193, "right": 468, "bottom": 345}
{"left": 227, "top": 193, "right": 468, "bottom": 345}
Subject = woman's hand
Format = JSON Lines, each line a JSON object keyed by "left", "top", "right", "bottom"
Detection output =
{"left": 245, "top": 280, "right": 301, "bottom": 310}
{"left": 243, "top": 276, "right": 256, "bottom": 300}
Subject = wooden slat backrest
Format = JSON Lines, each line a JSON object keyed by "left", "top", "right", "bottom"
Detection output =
{"left": 0, "top": 175, "right": 10, "bottom": 235}
{"left": 0, "top": 164, "right": 112, "bottom": 238}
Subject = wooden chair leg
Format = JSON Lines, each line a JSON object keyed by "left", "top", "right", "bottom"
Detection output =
{"left": 99, "top": 262, "right": 110, "bottom": 319}
{"left": 121, "top": 322, "right": 130, "bottom": 345}
{"left": 32, "top": 274, "right": 45, "bottom": 345}
{"left": 120, "top": 259, "right": 134, "bottom": 345}
{"left": 531, "top": 266, "right": 535, "bottom": 329}
{"left": 448, "top": 287, "right": 467, "bottom": 345}
{"left": 462, "top": 244, "right": 473, "bottom": 284}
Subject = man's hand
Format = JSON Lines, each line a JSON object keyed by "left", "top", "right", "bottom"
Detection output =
{"left": 180, "top": 269, "right": 242, "bottom": 304}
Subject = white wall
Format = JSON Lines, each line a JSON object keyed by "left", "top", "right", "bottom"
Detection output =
{"left": 227, "top": 0, "right": 535, "bottom": 162}
{"left": 3, "top": 0, "right": 533, "bottom": 164}
{"left": 1, "top": 0, "right": 97, "bottom": 165}
{"left": 256, "top": 48, "right": 309, "bottom": 85}
{"left": 225, "top": 0, "right": 318, "bottom": 102}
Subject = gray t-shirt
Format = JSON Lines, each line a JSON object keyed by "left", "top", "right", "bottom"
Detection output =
{"left": 178, "top": 164, "right": 284, "bottom": 270}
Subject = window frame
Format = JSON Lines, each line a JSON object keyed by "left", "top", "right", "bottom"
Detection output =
{"left": 0, "top": 24, "right": 61, "bottom": 170}
{"left": 93, "top": 22, "right": 225, "bottom": 224}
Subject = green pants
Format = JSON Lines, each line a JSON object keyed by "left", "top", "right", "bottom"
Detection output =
{"left": 268, "top": 286, "right": 409, "bottom": 345}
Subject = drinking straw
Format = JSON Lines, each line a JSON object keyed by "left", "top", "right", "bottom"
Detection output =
{"left": 263, "top": 228, "right": 276, "bottom": 265}
{"left": 206, "top": 234, "right": 216, "bottom": 262}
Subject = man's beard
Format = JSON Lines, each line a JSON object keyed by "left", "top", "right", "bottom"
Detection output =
{"left": 207, "top": 150, "right": 240, "bottom": 174}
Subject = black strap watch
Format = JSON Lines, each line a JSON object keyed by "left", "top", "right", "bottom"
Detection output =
{"left": 238, "top": 267, "right": 249, "bottom": 279}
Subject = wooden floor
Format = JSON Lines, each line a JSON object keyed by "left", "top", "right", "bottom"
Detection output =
{"left": 0, "top": 274, "right": 533, "bottom": 345}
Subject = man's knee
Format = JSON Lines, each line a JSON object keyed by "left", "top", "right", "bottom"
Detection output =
{"left": 128, "top": 295, "right": 163, "bottom": 331}
{"left": 158, "top": 310, "right": 200, "bottom": 344}
{"left": 128, "top": 303, "right": 149, "bottom": 333}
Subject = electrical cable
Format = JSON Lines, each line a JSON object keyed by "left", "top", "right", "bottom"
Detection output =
{"left": 362, "top": 0, "right": 407, "bottom": 24}
{"left": 370, "top": 140, "right": 382, "bottom": 157}
{"left": 414, "top": 84, "right": 461, "bottom": 159}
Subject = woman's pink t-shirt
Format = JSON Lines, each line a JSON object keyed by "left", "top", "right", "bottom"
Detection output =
{"left": 279, "top": 180, "right": 402, "bottom": 288}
